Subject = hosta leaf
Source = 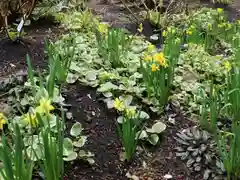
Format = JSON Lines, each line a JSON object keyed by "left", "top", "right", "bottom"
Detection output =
{"left": 146, "top": 121, "right": 166, "bottom": 134}
{"left": 147, "top": 134, "right": 159, "bottom": 145}
{"left": 86, "top": 71, "right": 97, "bottom": 81}
{"left": 103, "top": 92, "right": 113, "bottom": 98}
{"left": 139, "top": 111, "right": 150, "bottom": 119}
{"left": 98, "top": 82, "right": 118, "bottom": 92}
{"left": 117, "top": 116, "right": 123, "bottom": 123}
{"left": 63, "top": 138, "right": 74, "bottom": 156}
{"left": 66, "top": 73, "right": 79, "bottom": 84}
{"left": 87, "top": 158, "right": 95, "bottom": 164}
{"left": 70, "top": 122, "right": 83, "bottom": 137}
{"left": 136, "top": 130, "right": 148, "bottom": 139}
{"left": 119, "top": 95, "right": 133, "bottom": 107}
{"left": 63, "top": 152, "right": 78, "bottom": 161}
{"left": 73, "top": 136, "right": 87, "bottom": 147}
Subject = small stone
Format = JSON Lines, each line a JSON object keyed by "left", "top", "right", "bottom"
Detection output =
{"left": 163, "top": 174, "right": 173, "bottom": 179}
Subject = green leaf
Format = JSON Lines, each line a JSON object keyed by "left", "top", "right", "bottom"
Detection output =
{"left": 146, "top": 121, "right": 166, "bottom": 134}
{"left": 137, "top": 130, "right": 148, "bottom": 139}
{"left": 63, "top": 138, "right": 74, "bottom": 156}
{"left": 73, "top": 136, "right": 87, "bottom": 147}
{"left": 70, "top": 122, "right": 83, "bottom": 137}
{"left": 87, "top": 158, "right": 95, "bottom": 164}
{"left": 119, "top": 95, "right": 133, "bottom": 107}
{"left": 86, "top": 71, "right": 97, "bottom": 81}
{"left": 63, "top": 152, "right": 78, "bottom": 161}
{"left": 148, "top": 134, "right": 159, "bottom": 145}
{"left": 139, "top": 111, "right": 150, "bottom": 119}
{"left": 66, "top": 73, "right": 79, "bottom": 84}
{"left": 98, "top": 82, "right": 118, "bottom": 92}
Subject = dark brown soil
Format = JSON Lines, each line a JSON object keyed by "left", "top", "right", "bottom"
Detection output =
{"left": 62, "top": 83, "right": 197, "bottom": 180}
{"left": 0, "top": 17, "right": 60, "bottom": 76}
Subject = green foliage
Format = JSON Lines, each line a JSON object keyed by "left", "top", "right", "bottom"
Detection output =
{"left": 95, "top": 26, "right": 132, "bottom": 68}
{"left": 0, "top": 123, "right": 34, "bottom": 180}
{"left": 35, "top": 112, "right": 64, "bottom": 180}
{"left": 217, "top": 123, "right": 240, "bottom": 179}
{"left": 140, "top": 27, "right": 182, "bottom": 110}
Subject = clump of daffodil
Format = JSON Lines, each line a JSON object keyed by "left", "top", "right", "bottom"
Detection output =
{"left": 138, "top": 23, "right": 143, "bottom": 33}
{"left": 223, "top": 60, "right": 231, "bottom": 72}
{"left": 153, "top": 52, "right": 168, "bottom": 68}
{"left": 35, "top": 97, "right": 54, "bottom": 115}
{"left": 0, "top": 113, "right": 7, "bottom": 130}
{"left": 98, "top": 23, "right": 108, "bottom": 34}
{"left": 217, "top": 8, "right": 223, "bottom": 14}
{"left": 114, "top": 98, "right": 125, "bottom": 112}
{"left": 151, "top": 63, "right": 159, "bottom": 72}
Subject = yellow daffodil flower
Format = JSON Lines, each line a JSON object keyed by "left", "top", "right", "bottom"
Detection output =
{"left": 36, "top": 97, "right": 54, "bottom": 115}
{"left": 125, "top": 108, "right": 136, "bottom": 118}
{"left": 23, "top": 112, "right": 38, "bottom": 128}
{"left": 153, "top": 52, "right": 168, "bottom": 67}
{"left": 162, "top": 30, "right": 167, "bottom": 37}
{"left": 144, "top": 54, "right": 152, "bottom": 61}
{"left": 207, "top": 23, "right": 212, "bottom": 31}
{"left": 151, "top": 63, "right": 159, "bottom": 72}
{"left": 224, "top": 61, "right": 231, "bottom": 72}
{"left": 147, "top": 44, "right": 156, "bottom": 52}
{"left": 113, "top": 98, "right": 125, "bottom": 112}
{"left": 186, "top": 30, "right": 193, "bottom": 35}
{"left": 217, "top": 8, "right": 223, "bottom": 14}
{"left": 138, "top": 23, "right": 143, "bottom": 33}
{"left": 98, "top": 23, "right": 108, "bottom": 34}
{"left": 0, "top": 113, "right": 6, "bottom": 130}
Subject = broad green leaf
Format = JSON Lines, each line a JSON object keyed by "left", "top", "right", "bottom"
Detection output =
{"left": 119, "top": 95, "right": 133, "bottom": 107}
{"left": 63, "top": 138, "right": 74, "bottom": 156}
{"left": 98, "top": 82, "right": 118, "bottom": 92}
{"left": 139, "top": 111, "right": 150, "bottom": 119}
{"left": 137, "top": 130, "right": 148, "bottom": 139}
{"left": 70, "top": 122, "right": 83, "bottom": 137}
{"left": 87, "top": 158, "right": 95, "bottom": 164}
{"left": 66, "top": 73, "right": 79, "bottom": 84}
{"left": 146, "top": 121, "right": 166, "bottom": 134}
{"left": 86, "top": 71, "right": 97, "bottom": 81}
{"left": 73, "top": 136, "right": 87, "bottom": 147}
{"left": 63, "top": 152, "right": 78, "bottom": 161}
{"left": 148, "top": 134, "right": 159, "bottom": 145}
{"left": 117, "top": 116, "right": 123, "bottom": 123}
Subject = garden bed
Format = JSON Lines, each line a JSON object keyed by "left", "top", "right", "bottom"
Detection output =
{"left": 0, "top": 0, "right": 240, "bottom": 180}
